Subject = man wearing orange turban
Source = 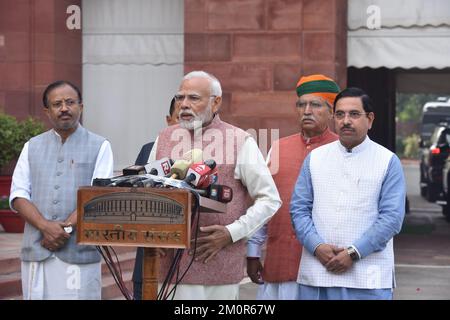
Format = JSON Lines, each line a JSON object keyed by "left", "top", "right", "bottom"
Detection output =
{"left": 247, "top": 74, "right": 340, "bottom": 299}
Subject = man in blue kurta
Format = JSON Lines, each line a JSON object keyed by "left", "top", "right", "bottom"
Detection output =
{"left": 290, "top": 87, "right": 406, "bottom": 300}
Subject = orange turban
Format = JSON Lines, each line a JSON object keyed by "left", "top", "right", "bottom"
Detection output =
{"left": 296, "top": 74, "right": 340, "bottom": 106}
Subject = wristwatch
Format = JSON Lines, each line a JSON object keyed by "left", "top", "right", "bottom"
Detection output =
{"left": 63, "top": 224, "right": 73, "bottom": 234}
{"left": 347, "top": 246, "right": 359, "bottom": 261}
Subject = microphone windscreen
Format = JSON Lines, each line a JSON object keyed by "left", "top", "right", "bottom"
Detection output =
{"left": 185, "top": 172, "right": 197, "bottom": 184}
{"left": 170, "top": 159, "right": 192, "bottom": 179}
{"left": 219, "top": 185, "right": 233, "bottom": 203}
{"left": 204, "top": 159, "right": 216, "bottom": 170}
{"left": 182, "top": 148, "right": 203, "bottom": 163}
{"left": 184, "top": 163, "right": 206, "bottom": 186}
{"left": 207, "top": 184, "right": 233, "bottom": 203}
{"left": 145, "top": 157, "right": 173, "bottom": 176}
{"left": 171, "top": 149, "right": 203, "bottom": 179}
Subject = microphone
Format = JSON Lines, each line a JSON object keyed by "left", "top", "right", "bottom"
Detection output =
{"left": 93, "top": 174, "right": 141, "bottom": 187}
{"left": 111, "top": 175, "right": 148, "bottom": 187}
{"left": 122, "top": 164, "right": 146, "bottom": 176}
{"left": 184, "top": 159, "right": 217, "bottom": 188}
{"left": 93, "top": 177, "right": 114, "bottom": 186}
{"left": 145, "top": 157, "right": 174, "bottom": 176}
{"left": 132, "top": 177, "right": 156, "bottom": 188}
{"left": 147, "top": 174, "right": 194, "bottom": 190}
{"left": 195, "top": 184, "right": 233, "bottom": 203}
{"left": 169, "top": 149, "right": 203, "bottom": 180}
{"left": 198, "top": 160, "right": 218, "bottom": 188}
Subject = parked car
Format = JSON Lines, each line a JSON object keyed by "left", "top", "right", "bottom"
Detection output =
{"left": 419, "top": 123, "right": 450, "bottom": 202}
{"left": 419, "top": 97, "right": 450, "bottom": 145}
{"left": 439, "top": 143, "right": 450, "bottom": 222}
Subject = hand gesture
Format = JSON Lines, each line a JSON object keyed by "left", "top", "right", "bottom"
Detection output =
{"left": 190, "top": 225, "right": 232, "bottom": 263}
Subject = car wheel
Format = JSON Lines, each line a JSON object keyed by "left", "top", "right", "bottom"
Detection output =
{"left": 442, "top": 205, "right": 449, "bottom": 217}
{"left": 443, "top": 205, "right": 450, "bottom": 222}
{"left": 426, "top": 183, "right": 438, "bottom": 202}
{"left": 420, "top": 163, "right": 428, "bottom": 198}
{"left": 405, "top": 196, "right": 410, "bottom": 214}
{"left": 420, "top": 185, "right": 427, "bottom": 197}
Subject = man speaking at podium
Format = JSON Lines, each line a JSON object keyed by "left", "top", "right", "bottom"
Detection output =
{"left": 149, "top": 71, "right": 281, "bottom": 299}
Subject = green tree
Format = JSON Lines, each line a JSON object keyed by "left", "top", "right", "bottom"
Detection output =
{"left": 403, "top": 134, "right": 420, "bottom": 159}
{"left": 0, "top": 112, "right": 45, "bottom": 171}
{"left": 396, "top": 93, "right": 441, "bottom": 122}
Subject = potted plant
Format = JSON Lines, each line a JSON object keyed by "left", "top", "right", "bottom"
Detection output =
{"left": 0, "top": 194, "right": 25, "bottom": 233}
{"left": 0, "top": 111, "right": 45, "bottom": 232}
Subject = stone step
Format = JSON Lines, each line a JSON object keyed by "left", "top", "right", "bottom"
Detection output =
{"left": 102, "top": 270, "right": 133, "bottom": 300}
{"left": 101, "top": 251, "right": 137, "bottom": 274}
{"left": 0, "top": 249, "right": 137, "bottom": 300}
{"left": 0, "top": 247, "right": 136, "bottom": 276}
{"left": 2, "top": 294, "right": 22, "bottom": 300}
{"left": 0, "top": 257, "right": 21, "bottom": 275}
{"left": 0, "top": 272, "right": 21, "bottom": 299}
{"left": 0, "top": 270, "right": 135, "bottom": 300}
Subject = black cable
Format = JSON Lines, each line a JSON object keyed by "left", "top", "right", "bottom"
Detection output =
{"left": 99, "top": 246, "right": 130, "bottom": 299}
{"left": 96, "top": 245, "right": 133, "bottom": 300}
{"left": 166, "top": 262, "right": 181, "bottom": 300}
{"left": 158, "top": 249, "right": 183, "bottom": 300}
{"left": 162, "top": 191, "right": 202, "bottom": 299}
{"left": 158, "top": 190, "right": 201, "bottom": 300}
{"left": 96, "top": 187, "right": 203, "bottom": 300}
{"left": 165, "top": 211, "right": 200, "bottom": 299}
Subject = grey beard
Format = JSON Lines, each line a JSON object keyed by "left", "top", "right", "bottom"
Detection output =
{"left": 179, "top": 105, "right": 213, "bottom": 130}
{"left": 179, "top": 119, "right": 202, "bottom": 130}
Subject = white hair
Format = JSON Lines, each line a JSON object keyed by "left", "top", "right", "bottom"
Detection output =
{"left": 183, "top": 71, "right": 222, "bottom": 97}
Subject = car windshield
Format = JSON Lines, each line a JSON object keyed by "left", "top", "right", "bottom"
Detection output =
{"left": 446, "top": 132, "right": 450, "bottom": 145}
{"left": 421, "top": 113, "right": 450, "bottom": 142}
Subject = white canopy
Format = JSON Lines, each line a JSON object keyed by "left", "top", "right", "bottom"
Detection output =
{"left": 347, "top": 0, "right": 450, "bottom": 69}
{"left": 82, "top": 0, "right": 184, "bottom": 170}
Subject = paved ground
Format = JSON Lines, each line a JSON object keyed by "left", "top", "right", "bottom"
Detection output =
{"left": 392, "top": 162, "right": 450, "bottom": 300}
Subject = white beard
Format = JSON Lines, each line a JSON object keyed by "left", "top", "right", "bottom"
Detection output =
{"left": 179, "top": 103, "right": 214, "bottom": 130}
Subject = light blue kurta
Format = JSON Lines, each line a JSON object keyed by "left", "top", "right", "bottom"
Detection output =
{"left": 290, "top": 137, "right": 405, "bottom": 299}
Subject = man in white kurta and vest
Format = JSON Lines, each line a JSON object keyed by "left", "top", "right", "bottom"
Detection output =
{"left": 148, "top": 71, "right": 282, "bottom": 299}
{"left": 246, "top": 74, "right": 339, "bottom": 299}
{"left": 9, "top": 80, "right": 114, "bottom": 299}
{"left": 290, "top": 87, "right": 406, "bottom": 300}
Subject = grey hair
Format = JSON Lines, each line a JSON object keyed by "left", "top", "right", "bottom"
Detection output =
{"left": 183, "top": 71, "right": 222, "bottom": 97}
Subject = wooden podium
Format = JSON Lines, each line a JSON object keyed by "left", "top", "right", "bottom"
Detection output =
{"left": 76, "top": 186, "right": 226, "bottom": 300}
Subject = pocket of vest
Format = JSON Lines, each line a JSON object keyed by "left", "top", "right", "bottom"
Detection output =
{"left": 72, "top": 162, "right": 95, "bottom": 187}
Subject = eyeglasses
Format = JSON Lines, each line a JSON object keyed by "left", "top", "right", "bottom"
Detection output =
{"left": 49, "top": 99, "right": 80, "bottom": 109}
{"left": 296, "top": 100, "right": 325, "bottom": 109}
{"left": 174, "top": 94, "right": 217, "bottom": 104}
{"left": 334, "top": 110, "right": 370, "bottom": 120}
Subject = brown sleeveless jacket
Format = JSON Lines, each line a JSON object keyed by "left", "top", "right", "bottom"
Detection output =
{"left": 156, "top": 116, "right": 252, "bottom": 284}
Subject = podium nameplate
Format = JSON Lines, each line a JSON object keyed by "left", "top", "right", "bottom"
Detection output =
{"left": 77, "top": 187, "right": 192, "bottom": 249}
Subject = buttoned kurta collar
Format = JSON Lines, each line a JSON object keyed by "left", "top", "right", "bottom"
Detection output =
{"left": 300, "top": 128, "right": 333, "bottom": 145}
{"left": 337, "top": 135, "right": 371, "bottom": 155}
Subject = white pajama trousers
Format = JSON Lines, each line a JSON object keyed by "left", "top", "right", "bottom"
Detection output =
{"left": 21, "top": 255, "right": 101, "bottom": 300}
